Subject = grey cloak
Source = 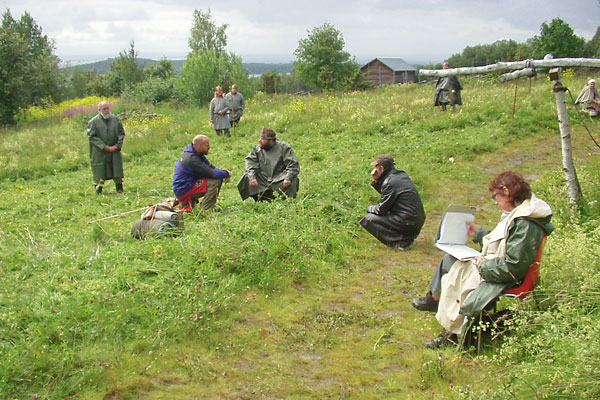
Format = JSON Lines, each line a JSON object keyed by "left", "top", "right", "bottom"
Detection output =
{"left": 225, "top": 92, "right": 245, "bottom": 122}
{"left": 210, "top": 96, "right": 231, "bottom": 130}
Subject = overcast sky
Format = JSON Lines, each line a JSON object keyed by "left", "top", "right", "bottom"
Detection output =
{"left": 1, "top": 0, "right": 599, "bottom": 64}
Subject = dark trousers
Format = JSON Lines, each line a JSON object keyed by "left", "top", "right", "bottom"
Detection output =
{"left": 429, "top": 254, "right": 458, "bottom": 296}
{"left": 360, "top": 213, "right": 419, "bottom": 248}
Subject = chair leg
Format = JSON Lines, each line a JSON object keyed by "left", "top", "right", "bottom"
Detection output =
{"left": 457, "top": 317, "right": 472, "bottom": 351}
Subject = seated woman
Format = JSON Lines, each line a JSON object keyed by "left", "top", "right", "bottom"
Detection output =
{"left": 575, "top": 79, "right": 600, "bottom": 117}
{"left": 411, "top": 171, "right": 554, "bottom": 348}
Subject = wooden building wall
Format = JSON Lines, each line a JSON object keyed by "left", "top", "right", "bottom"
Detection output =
{"left": 361, "top": 60, "right": 394, "bottom": 86}
{"left": 361, "top": 60, "right": 416, "bottom": 85}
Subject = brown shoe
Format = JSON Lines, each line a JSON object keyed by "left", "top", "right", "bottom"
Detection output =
{"left": 411, "top": 291, "right": 439, "bottom": 312}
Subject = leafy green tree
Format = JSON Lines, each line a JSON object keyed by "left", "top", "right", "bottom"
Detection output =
{"left": 87, "top": 72, "right": 112, "bottom": 97}
{"left": 531, "top": 18, "right": 585, "bottom": 58}
{"left": 188, "top": 9, "right": 228, "bottom": 56}
{"left": 105, "top": 41, "right": 146, "bottom": 95}
{"left": 584, "top": 26, "right": 600, "bottom": 57}
{"left": 66, "top": 68, "right": 98, "bottom": 98}
{"left": 179, "top": 51, "right": 250, "bottom": 105}
{"left": 146, "top": 59, "right": 176, "bottom": 79}
{"left": 121, "top": 59, "right": 179, "bottom": 104}
{"left": 227, "top": 53, "right": 254, "bottom": 96}
{"left": 447, "top": 39, "right": 530, "bottom": 67}
{"left": 280, "top": 70, "right": 312, "bottom": 94}
{"left": 123, "top": 76, "right": 183, "bottom": 104}
{"left": 293, "top": 22, "right": 360, "bottom": 91}
{"left": 180, "top": 9, "right": 252, "bottom": 105}
{"left": 0, "top": 10, "right": 61, "bottom": 125}
{"left": 260, "top": 71, "right": 282, "bottom": 94}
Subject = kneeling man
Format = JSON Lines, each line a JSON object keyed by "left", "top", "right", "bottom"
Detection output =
{"left": 360, "top": 155, "right": 426, "bottom": 250}
{"left": 237, "top": 128, "right": 300, "bottom": 201}
{"left": 173, "top": 134, "right": 230, "bottom": 211}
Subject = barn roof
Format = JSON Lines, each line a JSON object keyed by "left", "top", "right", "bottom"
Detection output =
{"left": 362, "top": 57, "right": 416, "bottom": 72}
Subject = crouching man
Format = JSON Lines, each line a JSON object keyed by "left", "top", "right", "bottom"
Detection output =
{"left": 237, "top": 128, "right": 300, "bottom": 201}
{"left": 173, "top": 134, "right": 230, "bottom": 211}
{"left": 360, "top": 155, "right": 426, "bottom": 250}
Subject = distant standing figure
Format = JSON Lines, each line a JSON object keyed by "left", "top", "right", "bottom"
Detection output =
{"left": 237, "top": 128, "right": 300, "bottom": 201}
{"left": 225, "top": 84, "right": 245, "bottom": 128}
{"left": 360, "top": 155, "right": 426, "bottom": 250}
{"left": 172, "top": 134, "right": 230, "bottom": 211}
{"left": 434, "top": 61, "right": 463, "bottom": 111}
{"left": 87, "top": 101, "right": 125, "bottom": 194}
{"left": 210, "top": 86, "right": 231, "bottom": 136}
{"left": 575, "top": 78, "right": 600, "bottom": 116}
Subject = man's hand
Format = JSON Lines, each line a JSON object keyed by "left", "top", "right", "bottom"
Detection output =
{"left": 224, "top": 176, "right": 231, "bottom": 184}
{"left": 249, "top": 179, "right": 259, "bottom": 187}
{"left": 371, "top": 167, "right": 381, "bottom": 181}
{"left": 283, "top": 179, "right": 291, "bottom": 189}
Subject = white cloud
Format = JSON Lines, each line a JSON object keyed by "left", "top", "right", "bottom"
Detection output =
{"left": 1, "top": 0, "right": 598, "bottom": 62}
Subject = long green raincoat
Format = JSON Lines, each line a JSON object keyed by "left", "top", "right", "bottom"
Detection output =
{"left": 87, "top": 113, "right": 125, "bottom": 183}
{"left": 237, "top": 140, "right": 300, "bottom": 200}
{"left": 436, "top": 194, "right": 554, "bottom": 334}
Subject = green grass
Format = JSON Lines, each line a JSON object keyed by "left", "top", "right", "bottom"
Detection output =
{"left": 1, "top": 75, "right": 599, "bottom": 399}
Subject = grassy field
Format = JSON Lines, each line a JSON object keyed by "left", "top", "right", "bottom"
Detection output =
{"left": 1, "top": 73, "right": 600, "bottom": 399}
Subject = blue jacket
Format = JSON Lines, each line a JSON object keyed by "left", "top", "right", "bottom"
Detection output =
{"left": 172, "top": 143, "right": 230, "bottom": 197}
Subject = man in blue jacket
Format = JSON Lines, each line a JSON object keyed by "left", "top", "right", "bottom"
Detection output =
{"left": 173, "top": 135, "right": 230, "bottom": 211}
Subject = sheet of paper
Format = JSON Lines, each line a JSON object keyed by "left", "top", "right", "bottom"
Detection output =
{"left": 437, "top": 211, "right": 475, "bottom": 245}
{"left": 435, "top": 205, "right": 479, "bottom": 261}
{"left": 435, "top": 243, "right": 481, "bottom": 261}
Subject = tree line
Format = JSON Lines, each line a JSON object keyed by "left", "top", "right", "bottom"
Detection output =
{"left": 1, "top": 8, "right": 598, "bottom": 126}
{"left": 438, "top": 18, "right": 599, "bottom": 69}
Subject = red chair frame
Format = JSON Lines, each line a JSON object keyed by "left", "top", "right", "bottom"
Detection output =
{"left": 501, "top": 236, "right": 547, "bottom": 299}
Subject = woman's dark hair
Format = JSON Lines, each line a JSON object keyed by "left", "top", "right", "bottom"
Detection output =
{"left": 489, "top": 171, "right": 532, "bottom": 205}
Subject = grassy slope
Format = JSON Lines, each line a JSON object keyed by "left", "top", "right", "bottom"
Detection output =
{"left": 1, "top": 74, "right": 599, "bottom": 399}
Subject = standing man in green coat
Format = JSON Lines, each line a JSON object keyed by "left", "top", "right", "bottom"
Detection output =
{"left": 237, "top": 128, "right": 300, "bottom": 201}
{"left": 87, "top": 101, "right": 125, "bottom": 194}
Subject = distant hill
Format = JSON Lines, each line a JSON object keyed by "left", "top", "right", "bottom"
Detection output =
{"left": 61, "top": 58, "right": 293, "bottom": 76}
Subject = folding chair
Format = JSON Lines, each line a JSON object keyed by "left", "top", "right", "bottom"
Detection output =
{"left": 460, "top": 236, "right": 547, "bottom": 352}
{"left": 501, "top": 236, "right": 547, "bottom": 299}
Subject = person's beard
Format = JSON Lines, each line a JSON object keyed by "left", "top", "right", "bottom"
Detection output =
{"left": 261, "top": 142, "right": 273, "bottom": 151}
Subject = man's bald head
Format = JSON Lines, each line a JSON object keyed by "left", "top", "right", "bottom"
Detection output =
{"left": 192, "top": 134, "right": 210, "bottom": 155}
{"left": 193, "top": 135, "right": 209, "bottom": 145}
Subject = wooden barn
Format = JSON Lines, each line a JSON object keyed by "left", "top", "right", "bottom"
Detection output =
{"left": 361, "top": 57, "right": 417, "bottom": 85}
